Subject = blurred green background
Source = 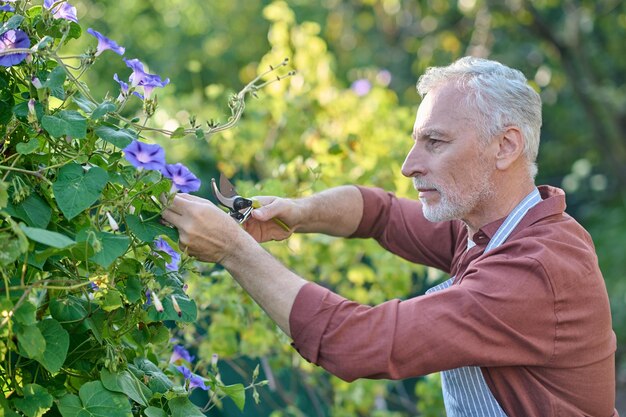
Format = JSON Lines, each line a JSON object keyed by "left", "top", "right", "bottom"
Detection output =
{"left": 70, "top": 0, "right": 625, "bottom": 414}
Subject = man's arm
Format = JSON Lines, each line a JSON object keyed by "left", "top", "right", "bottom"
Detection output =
{"left": 161, "top": 190, "right": 361, "bottom": 337}
{"left": 245, "top": 185, "right": 364, "bottom": 241}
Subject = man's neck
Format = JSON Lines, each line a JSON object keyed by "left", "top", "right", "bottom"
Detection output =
{"left": 463, "top": 179, "right": 536, "bottom": 237}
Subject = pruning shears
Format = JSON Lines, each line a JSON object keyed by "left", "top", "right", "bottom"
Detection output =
{"left": 210, "top": 173, "right": 290, "bottom": 231}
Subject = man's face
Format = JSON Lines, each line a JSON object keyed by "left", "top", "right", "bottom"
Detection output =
{"left": 402, "top": 83, "right": 496, "bottom": 223}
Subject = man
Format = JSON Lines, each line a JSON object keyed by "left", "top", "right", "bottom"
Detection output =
{"left": 162, "top": 57, "right": 618, "bottom": 416}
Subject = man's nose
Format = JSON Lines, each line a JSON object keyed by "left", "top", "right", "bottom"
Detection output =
{"left": 401, "top": 142, "right": 427, "bottom": 177}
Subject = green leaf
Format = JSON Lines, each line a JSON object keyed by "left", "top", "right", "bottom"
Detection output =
{"left": 5, "top": 193, "right": 52, "bottom": 228}
{"left": 92, "top": 101, "right": 116, "bottom": 120}
{"left": 76, "top": 230, "right": 130, "bottom": 267}
{"left": 126, "top": 214, "right": 178, "bottom": 242}
{"left": 50, "top": 296, "right": 88, "bottom": 325}
{"left": 101, "top": 290, "right": 123, "bottom": 312}
{"left": 94, "top": 126, "right": 136, "bottom": 149}
{"left": 57, "top": 381, "right": 132, "bottom": 417}
{"left": 170, "top": 127, "right": 186, "bottom": 139}
{"left": 133, "top": 358, "right": 173, "bottom": 394}
{"left": 32, "top": 36, "right": 54, "bottom": 51}
{"left": 122, "top": 275, "right": 142, "bottom": 303}
{"left": 0, "top": 395, "right": 20, "bottom": 417}
{"left": 72, "top": 94, "right": 97, "bottom": 113}
{"left": 100, "top": 369, "right": 151, "bottom": 407}
{"left": 143, "top": 406, "right": 167, "bottom": 417}
{"left": 52, "top": 163, "right": 108, "bottom": 220}
{"left": 36, "top": 318, "right": 69, "bottom": 374}
{"left": 17, "top": 324, "right": 46, "bottom": 360}
{"left": 41, "top": 110, "right": 87, "bottom": 139}
{"left": 13, "top": 383, "right": 53, "bottom": 417}
{"left": 16, "top": 138, "right": 42, "bottom": 155}
{"left": 13, "top": 301, "right": 37, "bottom": 326}
{"left": 44, "top": 66, "right": 66, "bottom": 100}
{"left": 20, "top": 225, "right": 75, "bottom": 248}
{"left": 167, "top": 397, "right": 206, "bottom": 417}
{"left": 220, "top": 383, "right": 246, "bottom": 411}
{"left": 0, "top": 225, "right": 29, "bottom": 266}
{"left": 0, "top": 15, "right": 25, "bottom": 35}
{"left": 146, "top": 293, "right": 197, "bottom": 323}
{"left": 0, "top": 181, "right": 8, "bottom": 209}
{"left": 194, "top": 128, "right": 205, "bottom": 140}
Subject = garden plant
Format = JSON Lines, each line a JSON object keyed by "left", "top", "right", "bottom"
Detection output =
{"left": 0, "top": 1, "right": 293, "bottom": 415}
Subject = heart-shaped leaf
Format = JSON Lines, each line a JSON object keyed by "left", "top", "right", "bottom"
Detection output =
{"left": 57, "top": 381, "right": 132, "bottom": 417}
{"left": 52, "top": 164, "right": 108, "bottom": 220}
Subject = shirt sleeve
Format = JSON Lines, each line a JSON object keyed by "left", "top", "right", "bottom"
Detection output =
{"left": 289, "top": 254, "right": 557, "bottom": 382}
{"left": 351, "top": 186, "right": 464, "bottom": 273}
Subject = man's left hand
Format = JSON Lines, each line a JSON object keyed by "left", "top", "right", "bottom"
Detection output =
{"left": 161, "top": 193, "right": 244, "bottom": 264}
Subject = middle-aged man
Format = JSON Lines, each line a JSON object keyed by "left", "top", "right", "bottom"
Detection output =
{"left": 162, "top": 57, "right": 618, "bottom": 416}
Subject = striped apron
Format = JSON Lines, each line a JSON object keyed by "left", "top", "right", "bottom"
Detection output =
{"left": 425, "top": 188, "right": 542, "bottom": 416}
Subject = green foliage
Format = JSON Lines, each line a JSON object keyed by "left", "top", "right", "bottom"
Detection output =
{"left": 3, "top": 0, "right": 623, "bottom": 416}
{"left": 1, "top": 1, "right": 286, "bottom": 415}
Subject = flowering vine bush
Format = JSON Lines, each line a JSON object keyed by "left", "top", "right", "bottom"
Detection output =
{"left": 0, "top": 1, "right": 291, "bottom": 416}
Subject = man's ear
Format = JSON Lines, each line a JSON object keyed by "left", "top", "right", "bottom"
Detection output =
{"left": 495, "top": 126, "right": 525, "bottom": 171}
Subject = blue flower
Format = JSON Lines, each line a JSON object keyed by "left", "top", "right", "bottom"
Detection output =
{"left": 153, "top": 237, "right": 180, "bottom": 271}
{"left": 113, "top": 73, "right": 144, "bottom": 100}
{"left": 139, "top": 74, "right": 170, "bottom": 100}
{"left": 170, "top": 345, "right": 194, "bottom": 364}
{"left": 175, "top": 365, "right": 208, "bottom": 391}
{"left": 44, "top": 0, "right": 78, "bottom": 23}
{"left": 351, "top": 79, "right": 371, "bottom": 96}
{"left": 161, "top": 163, "right": 201, "bottom": 193}
{"left": 122, "top": 140, "right": 166, "bottom": 171}
{"left": 0, "top": 29, "right": 30, "bottom": 67}
{"left": 0, "top": 4, "right": 15, "bottom": 12}
{"left": 124, "top": 58, "right": 170, "bottom": 99}
{"left": 124, "top": 58, "right": 150, "bottom": 87}
{"left": 87, "top": 28, "right": 125, "bottom": 56}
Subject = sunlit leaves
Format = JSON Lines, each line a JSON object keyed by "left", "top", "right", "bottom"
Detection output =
{"left": 52, "top": 163, "right": 108, "bottom": 220}
{"left": 57, "top": 381, "right": 132, "bottom": 417}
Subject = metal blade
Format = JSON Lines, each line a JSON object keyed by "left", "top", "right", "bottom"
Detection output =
{"left": 219, "top": 172, "right": 238, "bottom": 198}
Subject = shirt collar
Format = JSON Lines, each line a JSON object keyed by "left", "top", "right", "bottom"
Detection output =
{"left": 473, "top": 185, "right": 567, "bottom": 242}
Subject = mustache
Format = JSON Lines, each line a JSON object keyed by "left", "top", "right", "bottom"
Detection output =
{"left": 412, "top": 178, "right": 439, "bottom": 191}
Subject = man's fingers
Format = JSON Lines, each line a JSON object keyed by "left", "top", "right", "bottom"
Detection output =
{"left": 161, "top": 206, "right": 184, "bottom": 226}
{"left": 177, "top": 193, "right": 210, "bottom": 204}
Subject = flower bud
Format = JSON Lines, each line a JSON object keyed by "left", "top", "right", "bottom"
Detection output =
{"left": 28, "top": 99, "right": 36, "bottom": 116}
{"left": 105, "top": 211, "right": 119, "bottom": 231}
{"left": 152, "top": 292, "right": 164, "bottom": 313}
{"left": 31, "top": 77, "right": 43, "bottom": 89}
{"left": 171, "top": 295, "right": 182, "bottom": 317}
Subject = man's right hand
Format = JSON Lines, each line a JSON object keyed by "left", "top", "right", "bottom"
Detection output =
{"left": 244, "top": 196, "right": 300, "bottom": 243}
{"left": 244, "top": 186, "right": 364, "bottom": 242}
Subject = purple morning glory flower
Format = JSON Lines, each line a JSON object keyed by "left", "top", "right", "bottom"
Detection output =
{"left": 139, "top": 74, "right": 170, "bottom": 100}
{"left": 351, "top": 79, "right": 371, "bottom": 96}
{"left": 153, "top": 237, "right": 180, "bottom": 271}
{"left": 175, "top": 365, "right": 208, "bottom": 391}
{"left": 124, "top": 58, "right": 169, "bottom": 98}
{"left": 161, "top": 163, "right": 201, "bottom": 193}
{"left": 113, "top": 73, "right": 144, "bottom": 100}
{"left": 122, "top": 140, "right": 166, "bottom": 171}
{"left": 0, "top": 4, "right": 14, "bottom": 12}
{"left": 0, "top": 29, "right": 30, "bottom": 67}
{"left": 87, "top": 28, "right": 125, "bottom": 56}
{"left": 44, "top": 0, "right": 78, "bottom": 23}
{"left": 124, "top": 58, "right": 149, "bottom": 87}
{"left": 170, "top": 345, "right": 194, "bottom": 364}
{"left": 113, "top": 73, "right": 129, "bottom": 95}
{"left": 145, "top": 289, "right": 152, "bottom": 305}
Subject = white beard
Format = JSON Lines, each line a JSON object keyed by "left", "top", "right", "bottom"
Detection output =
{"left": 413, "top": 171, "right": 495, "bottom": 223}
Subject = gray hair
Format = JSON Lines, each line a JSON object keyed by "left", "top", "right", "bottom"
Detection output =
{"left": 416, "top": 56, "right": 542, "bottom": 179}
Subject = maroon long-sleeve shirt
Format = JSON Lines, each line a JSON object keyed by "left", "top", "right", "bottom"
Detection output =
{"left": 289, "top": 185, "right": 618, "bottom": 416}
